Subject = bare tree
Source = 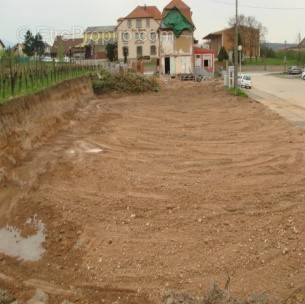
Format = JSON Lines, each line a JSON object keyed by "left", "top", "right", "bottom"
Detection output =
{"left": 228, "top": 15, "right": 267, "bottom": 60}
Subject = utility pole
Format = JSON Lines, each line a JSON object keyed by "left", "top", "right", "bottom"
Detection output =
{"left": 234, "top": 0, "right": 239, "bottom": 90}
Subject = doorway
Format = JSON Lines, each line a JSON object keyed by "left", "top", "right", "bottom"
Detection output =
{"left": 165, "top": 57, "right": 171, "bottom": 74}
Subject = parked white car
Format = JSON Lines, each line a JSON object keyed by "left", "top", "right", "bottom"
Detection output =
{"left": 302, "top": 71, "right": 305, "bottom": 80}
{"left": 238, "top": 74, "right": 252, "bottom": 89}
{"left": 41, "top": 56, "right": 53, "bottom": 62}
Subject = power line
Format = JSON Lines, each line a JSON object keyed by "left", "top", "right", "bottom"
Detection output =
{"left": 212, "top": 0, "right": 305, "bottom": 10}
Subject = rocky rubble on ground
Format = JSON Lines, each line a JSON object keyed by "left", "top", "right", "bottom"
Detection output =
{"left": 0, "top": 288, "right": 73, "bottom": 304}
{"left": 163, "top": 285, "right": 305, "bottom": 304}
{"left": 163, "top": 284, "right": 274, "bottom": 304}
{"left": 0, "top": 288, "right": 15, "bottom": 304}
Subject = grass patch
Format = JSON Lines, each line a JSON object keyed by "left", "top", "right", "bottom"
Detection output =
{"left": 228, "top": 87, "right": 248, "bottom": 97}
{"left": 243, "top": 58, "right": 297, "bottom": 66}
{"left": 92, "top": 70, "right": 160, "bottom": 94}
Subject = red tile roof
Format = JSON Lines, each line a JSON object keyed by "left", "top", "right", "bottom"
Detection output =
{"left": 163, "top": 0, "right": 194, "bottom": 26}
{"left": 125, "top": 5, "right": 162, "bottom": 20}
{"left": 193, "top": 47, "right": 215, "bottom": 55}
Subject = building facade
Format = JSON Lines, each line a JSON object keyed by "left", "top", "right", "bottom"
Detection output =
{"left": 203, "top": 26, "right": 260, "bottom": 60}
{"left": 51, "top": 36, "right": 84, "bottom": 59}
{"left": 13, "top": 43, "right": 25, "bottom": 56}
{"left": 117, "top": 5, "right": 162, "bottom": 61}
{"left": 83, "top": 26, "right": 117, "bottom": 59}
{"left": 159, "top": 0, "right": 195, "bottom": 75}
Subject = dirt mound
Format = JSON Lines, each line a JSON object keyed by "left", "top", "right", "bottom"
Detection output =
{"left": 92, "top": 70, "right": 160, "bottom": 94}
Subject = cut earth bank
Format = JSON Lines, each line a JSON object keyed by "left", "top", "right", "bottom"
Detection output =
{"left": 0, "top": 77, "right": 305, "bottom": 304}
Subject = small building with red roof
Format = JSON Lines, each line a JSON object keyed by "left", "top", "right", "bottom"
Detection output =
{"left": 117, "top": 5, "right": 162, "bottom": 62}
{"left": 193, "top": 47, "right": 215, "bottom": 76}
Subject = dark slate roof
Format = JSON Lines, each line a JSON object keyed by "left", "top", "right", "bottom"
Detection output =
{"left": 85, "top": 26, "right": 116, "bottom": 33}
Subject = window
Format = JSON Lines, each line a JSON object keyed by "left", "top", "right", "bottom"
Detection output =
{"left": 204, "top": 60, "right": 209, "bottom": 67}
{"left": 150, "top": 45, "right": 157, "bottom": 56}
{"left": 150, "top": 32, "right": 156, "bottom": 42}
{"left": 122, "top": 32, "right": 130, "bottom": 42}
{"left": 135, "top": 32, "right": 145, "bottom": 41}
{"left": 146, "top": 19, "right": 150, "bottom": 28}
{"left": 123, "top": 47, "right": 129, "bottom": 57}
{"left": 128, "top": 19, "right": 132, "bottom": 28}
{"left": 137, "top": 46, "right": 143, "bottom": 58}
{"left": 136, "top": 19, "right": 142, "bottom": 28}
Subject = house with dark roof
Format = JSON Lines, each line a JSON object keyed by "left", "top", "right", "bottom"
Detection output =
{"left": 159, "top": 0, "right": 195, "bottom": 75}
{"left": 83, "top": 25, "right": 117, "bottom": 59}
{"left": 298, "top": 37, "right": 305, "bottom": 50}
{"left": 0, "top": 40, "right": 5, "bottom": 51}
{"left": 51, "top": 36, "right": 85, "bottom": 59}
{"left": 117, "top": 5, "right": 162, "bottom": 61}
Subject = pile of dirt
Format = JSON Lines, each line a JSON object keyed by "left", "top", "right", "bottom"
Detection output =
{"left": 92, "top": 70, "right": 160, "bottom": 94}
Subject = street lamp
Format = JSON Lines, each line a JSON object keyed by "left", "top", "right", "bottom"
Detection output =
{"left": 238, "top": 45, "right": 242, "bottom": 74}
{"left": 234, "top": 0, "right": 239, "bottom": 90}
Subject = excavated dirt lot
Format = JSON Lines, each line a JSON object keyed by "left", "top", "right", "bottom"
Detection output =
{"left": 1, "top": 80, "right": 305, "bottom": 303}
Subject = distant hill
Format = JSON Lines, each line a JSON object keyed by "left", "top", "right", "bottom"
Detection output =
{"left": 264, "top": 42, "right": 298, "bottom": 51}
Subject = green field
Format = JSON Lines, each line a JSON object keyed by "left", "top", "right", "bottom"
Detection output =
{"left": 243, "top": 57, "right": 298, "bottom": 66}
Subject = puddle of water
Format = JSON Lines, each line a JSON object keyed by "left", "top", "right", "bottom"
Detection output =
{"left": 0, "top": 216, "right": 46, "bottom": 262}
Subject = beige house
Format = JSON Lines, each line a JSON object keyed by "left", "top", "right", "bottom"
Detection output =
{"left": 13, "top": 43, "right": 25, "bottom": 56}
{"left": 83, "top": 26, "right": 117, "bottom": 59}
{"left": 159, "top": 0, "right": 195, "bottom": 75}
{"left": 117, "top": 5, "right": 162, "bottom": 62}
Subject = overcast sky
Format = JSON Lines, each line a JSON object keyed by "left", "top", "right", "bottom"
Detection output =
{"left": 1, "top": 0, "right": 305, "bottom": 45}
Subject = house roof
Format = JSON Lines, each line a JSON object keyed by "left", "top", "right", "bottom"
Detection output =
{"left": 194, "top": 47, "right": 215, "bottom": 55}
{"left": 203, "top": 26, "right": 259, "bottom": 40}
{"left": 85, "top": 26, "right": 116, "bottom": 33}
{"left": 203, "top": 30, "right": 223, "bottom": 40}
{"left": 299, "top": 38, "right": 305, "bottom": 48}
{"left": 13, "top": 43, "right": 24, "bottom": 50}
{"left": 0, "top": 39, "right": 5, "bottom": 48}
{"left": 125, "top": 5, "right": 162, "bottom": 20}
{"left": 51, "top": 36, "right": 83, "bottom": 54}
{"left": 163, "top": 0, "right": 194, "bottom": 26}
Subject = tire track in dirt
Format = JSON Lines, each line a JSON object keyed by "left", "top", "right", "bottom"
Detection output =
{"left": 0, "top": 81, "right": 305, "bottom": 302}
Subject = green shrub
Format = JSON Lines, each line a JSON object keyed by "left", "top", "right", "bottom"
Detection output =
{"left": 228, "top": 87, "right": 248, "bottom": 97}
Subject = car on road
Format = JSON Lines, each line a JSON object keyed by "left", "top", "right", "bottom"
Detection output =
{"left": 302, "top": 71, "right": 305, "bottom": 80}
{"left": 41, "top": 56, "right": 53, "bottom": 63}
{"left": 288, "top": 66, "right": 303, "bottom": 75}
{"left": 238, "top": 74, "right": 252, "bottom": 89}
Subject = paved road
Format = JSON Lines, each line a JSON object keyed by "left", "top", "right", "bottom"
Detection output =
{"left": 248, "top": 73, "right": 305, "bottom": 128}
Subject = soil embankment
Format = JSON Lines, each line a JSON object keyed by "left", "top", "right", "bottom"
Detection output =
{"left": 0, "top": 77, "right": 93, "bottom": 185}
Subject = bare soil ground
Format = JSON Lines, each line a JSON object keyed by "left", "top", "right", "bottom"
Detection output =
{"left": 1, "top": 80, "right": 305, "bottom": 303}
